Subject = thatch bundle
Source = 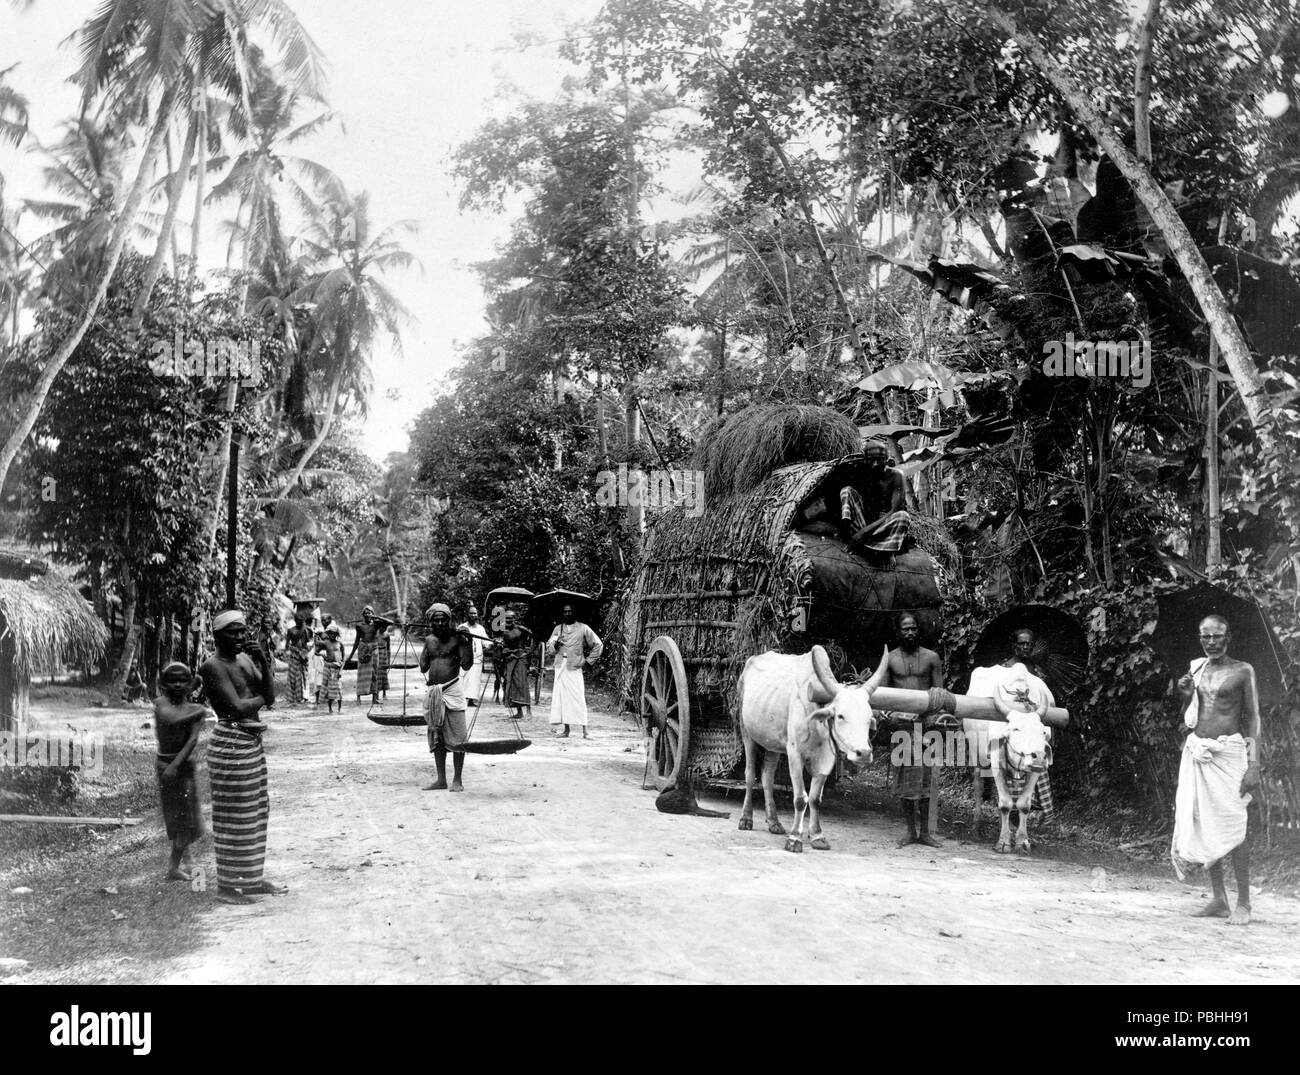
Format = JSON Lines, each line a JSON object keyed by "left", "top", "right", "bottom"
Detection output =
{"left": 0, "top": 573, "right": 107, "bottom": 679}
{"left": 696, "top": 404, "right": 861, "bottom": 501}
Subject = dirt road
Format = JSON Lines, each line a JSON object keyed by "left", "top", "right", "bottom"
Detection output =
{"left": 136, "top": 685, "right": 1300, "bottom": 985}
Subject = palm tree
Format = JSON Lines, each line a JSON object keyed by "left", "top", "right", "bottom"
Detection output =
{"left": 0, "top": 0, "right": 325, "bottom": 494}
{"left": 0, "top": 62, "right": 28, "bottom": 150}
{"left": 276, "top": 189, "right": 419, "bottom": 497}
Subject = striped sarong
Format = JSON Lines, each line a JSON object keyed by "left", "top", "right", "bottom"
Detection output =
{"left": 356, "top": 640, "right": 374, "bottom": 698}
{"left": 841, "top": 487, "right": 909, "bottom": 554}
{"left": 208, "top": 724, "right": 269, "bottom": 889}
{"left": 322, "top": 661, "right": 342, "bottom": 702}
{"left": 286, "top": 650, "right": 307, "bottom": 703}
{"left": 374, "top": 637, "right": 390, "bottom": 692}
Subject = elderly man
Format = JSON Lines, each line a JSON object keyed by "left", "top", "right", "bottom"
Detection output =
{"left": 547, "top": 603, "right": 603, "bottom": 739}
{"left": 966, "top": 628, "right": 1056, "bottom": 834}
{"left": 883, "top": 613, "right": 946, "bottom": 848}
{"left": 199, "top": 609, "right": 287, "bottom": 905}
{"left": 1175, "top": 615, "right": 1261, "bottom": 925}
{"left": 420, "top": 603, "right": 475, "bottom": 791}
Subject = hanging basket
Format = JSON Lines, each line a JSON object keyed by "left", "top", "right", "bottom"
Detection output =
{"left": 457, "top": 738, "right": 532, "bottom": 755}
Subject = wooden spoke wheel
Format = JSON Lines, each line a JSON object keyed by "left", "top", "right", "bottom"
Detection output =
{"left": 640, "top": 636, "right": 691, "bottom": 791}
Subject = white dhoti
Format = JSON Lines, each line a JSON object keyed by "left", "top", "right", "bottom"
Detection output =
{"left": 460, "top": 660, "right": 484, "bottom": 704}
{"left": 550, "top": 659, "right": 588, "bottom": 726}
{"left": 1172, "top": 733, "right": 1251, "bottom": 879}
{"left": 307, "top": 650, "right": 324, "bottom": 696}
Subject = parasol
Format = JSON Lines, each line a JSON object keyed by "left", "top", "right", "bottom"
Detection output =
{"left": 970, "top": 605, "right": 1089, "bottom": 696}
{"left": 483, "top": 586, "right": 535, "bottom": 633}
{"left": 528, "top": 588, "right": 598, "bottom": 636}
{"left": 1152, "top": 582, "right": 1286, "bottom": 706}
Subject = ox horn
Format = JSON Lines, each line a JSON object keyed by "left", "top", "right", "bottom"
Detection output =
{"left": 863, "top": 645, "right": 890, "bottom": 694}
{"left": 810, "top": 645, "right": 840, "bottom": 703}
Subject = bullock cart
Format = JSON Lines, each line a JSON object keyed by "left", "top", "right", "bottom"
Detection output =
{"left": 613, "top": 457, "right": 950, "bottom": 790}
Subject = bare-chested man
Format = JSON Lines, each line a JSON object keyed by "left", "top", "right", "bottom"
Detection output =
{"left": 419, "top": 602, "right": 474, "bottom": 792}
{"left": 883, "top": 613, "right": 945, "bottom": 847}
{"left": 1175, "top": 614, "right": 1261, "bottom": 925}
{"left": 199, "top": 609, "right": 287, "bottom": 905}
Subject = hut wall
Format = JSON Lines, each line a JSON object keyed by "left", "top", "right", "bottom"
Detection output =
{"left": 0, "top": 633, "right": 27, "bottom": 730}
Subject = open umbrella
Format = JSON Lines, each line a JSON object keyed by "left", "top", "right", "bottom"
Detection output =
{"left": 529, "top": 588, "right": 597, "bottom": 636}
{"left": 971, "top": 605, "right": 1089, "bottom": 696}
{"left": 1152, "top": 582, "right": 1286, "bottom": 706}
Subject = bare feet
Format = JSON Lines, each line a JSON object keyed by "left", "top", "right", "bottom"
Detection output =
{"left": 582, "top": 729, "right": 589, "bottom": 739}
{"left": 165, "top": 867, "right": 191, "bottom": 882}
{"left": 244, "top": 879, "right": 289, "bottom": 895}
{"left": 1192, "top": 898, "right": 1231, "bottom": 918}
{"left": 216, "top": 887, "right": 257, "bottom": 905}
{"left": 897, "top": 834, "right": 919, "bottom": 848}
{"left": 450, "top": 780, "right": 464, "bottom": 793}
{"left": 918, "top": 833, "right": 942, "bottom": 848}
{"left": 423, "top": 780, "right": 448, "bottom": 791}
{"left": 1228, "top": 903, "right": 1251, "bottom": 926}
{"left": 557, "top": 730, "right": 570, "bottom": 738}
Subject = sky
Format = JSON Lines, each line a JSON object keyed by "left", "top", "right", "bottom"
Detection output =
{"left": 0, "top": 0, "right": 605, "bottom": 462}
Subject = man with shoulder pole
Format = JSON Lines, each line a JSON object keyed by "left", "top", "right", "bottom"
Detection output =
{"left": 1174, "top": 614, "right": 1261, "bottom": 925}
{"left": 199, "top": 609, "right": 288, "bottom": 905}
{"left": 420, "top": 603, "right": 474, "bottom": 792}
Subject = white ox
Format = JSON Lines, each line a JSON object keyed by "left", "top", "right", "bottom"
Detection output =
{"left": 737, "top": 644, "right": 888, "bottom": 853}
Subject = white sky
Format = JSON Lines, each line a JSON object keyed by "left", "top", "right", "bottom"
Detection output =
{"left": 0, "top": 0, "right": 605, "bottom": 462}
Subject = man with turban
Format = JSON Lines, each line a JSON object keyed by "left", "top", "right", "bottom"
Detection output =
{"left": 419, "top": 603, "right": 475, "bottom": 791}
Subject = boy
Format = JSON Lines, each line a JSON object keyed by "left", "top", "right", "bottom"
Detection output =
{"left": 153, "top": 662, "right": 208, "bottom": 881}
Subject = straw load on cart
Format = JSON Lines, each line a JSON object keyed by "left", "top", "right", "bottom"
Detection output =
{"left": 607, "top": 405, "right": 958, "bottom": 788}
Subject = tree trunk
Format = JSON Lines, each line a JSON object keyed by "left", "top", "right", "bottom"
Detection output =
{"left": 133, "top": 116, "right": 198, "bottom": 323}
{"left": 989, "top": 6, "right": 1276, "bottom": 447}
{"left": 276, "top": 361, "right": 344, "bottom": 497}
{"left": 111, "top": 574, "right": 138, "bottom": 696}
{"left": 1133, "top": 0, "right": 1161, "bottom": 163}
{"left": 190, "top": 82, "right": 208, "bottom": 272}
{"left": 205, "top": 381, "right": 240, "bottom": 555}
{"left": 625, "top": 388, "right": 644, "bottom": 533}
{"left": 0, "top": 84, "right": 179, "bottom": 494}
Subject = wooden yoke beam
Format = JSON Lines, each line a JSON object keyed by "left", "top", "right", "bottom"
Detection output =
{"left": 869, "top": 686, "right": 1069, "bottom": 729}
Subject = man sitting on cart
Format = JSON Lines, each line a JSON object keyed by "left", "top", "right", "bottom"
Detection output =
{"left": 839, "top": 440, "right": 910, "bottom": 557}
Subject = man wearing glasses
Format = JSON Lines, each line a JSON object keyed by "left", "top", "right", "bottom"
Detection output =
{"left": 1173, "top": 615, "right": 1261, "bottom": 925}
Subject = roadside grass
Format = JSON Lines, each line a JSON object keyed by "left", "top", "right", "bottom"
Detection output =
{"left": 1, "top": 729, "right": 215, "bottom": 984}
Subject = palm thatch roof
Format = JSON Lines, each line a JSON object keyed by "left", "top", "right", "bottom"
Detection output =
{"left": 695, "top": 404, "right": 861, "bottom": 501}
{"left": 0, "top": 572, "right": 108, "bottom": 678}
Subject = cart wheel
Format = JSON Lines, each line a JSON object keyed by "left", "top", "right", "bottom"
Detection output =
{"left": 641, "top": 636, "right": 690, "bottom": 791}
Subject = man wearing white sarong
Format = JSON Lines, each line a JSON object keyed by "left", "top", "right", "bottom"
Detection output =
{"left": 1173, "top": 614, "right": 1260, "bottom": 925}
{"left": 547, "top": 604, "right": 603, "bottom": 739}
{"left": 456, "top": 606, "right": 491, "bottom": 706}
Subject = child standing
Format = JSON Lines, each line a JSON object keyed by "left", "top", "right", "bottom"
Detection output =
{"left": 153, "top": 661, "right": 208, "bottom": 880}
{"left": 317, "top": 624, "right": 345, "bottom": 713}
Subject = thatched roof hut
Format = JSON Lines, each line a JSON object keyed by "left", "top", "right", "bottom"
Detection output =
{"left": 0, "top": 555, "right": 108, "bottom": 730}
{"left": 609, "top": 457, "right": 950, "bottom": 776}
